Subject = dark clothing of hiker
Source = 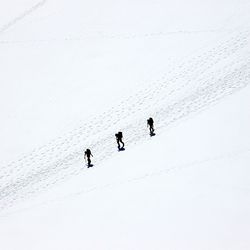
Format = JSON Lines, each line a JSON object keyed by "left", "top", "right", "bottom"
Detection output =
{"left": 147, "top": 117, "right": 154, "bottom": 134}
{"left": 84, "top": 149, "right": 93, "bottom": 166}
{"left": 115, "top": 131, "right": 125, "bottom": 149}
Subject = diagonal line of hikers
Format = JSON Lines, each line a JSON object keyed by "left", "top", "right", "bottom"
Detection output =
{"left": 84, "top": 117, "right": 155, "bottom": 168}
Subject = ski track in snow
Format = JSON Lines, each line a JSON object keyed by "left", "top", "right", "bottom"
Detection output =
{"left": 0, "top": 29, "right": 250, "bottom": 211}
{"left": 0, "top": 0, "right": 47, "bottom": 35}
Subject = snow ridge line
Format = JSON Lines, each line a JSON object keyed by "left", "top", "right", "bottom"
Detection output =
{"left": 0, "top": 0, "right": 47, "bottom": 35}
{"left": 0, "top": 30, "right": 249, "bottom": 211}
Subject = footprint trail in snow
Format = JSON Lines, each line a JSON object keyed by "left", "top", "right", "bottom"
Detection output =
{"left": 0, "top": 30, "right": 250, "bottom": 211}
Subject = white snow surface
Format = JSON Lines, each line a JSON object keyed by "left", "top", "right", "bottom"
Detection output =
{"left": 0, "top": 0, "right": 250, "bottom": 249}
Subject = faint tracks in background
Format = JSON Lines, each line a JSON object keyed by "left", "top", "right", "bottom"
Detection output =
{"left": 0, "top": 28, "right": 231, "bottom": 44}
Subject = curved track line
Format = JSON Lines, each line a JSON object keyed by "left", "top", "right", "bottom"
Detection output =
{"left": 1, "top": 147, "right": 249, "bottom": 218}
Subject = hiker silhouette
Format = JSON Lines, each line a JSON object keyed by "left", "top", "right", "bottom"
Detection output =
{"left": 147, "top": 117, "right": 155, "bottom": 136}
{"left": 84, "top": 148, "right": 93, "bottom": 167}
{"left": 115, "top": 131, "right": 125, "bottom": 150}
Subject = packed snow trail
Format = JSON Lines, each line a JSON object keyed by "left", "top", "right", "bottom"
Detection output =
{"left": 0, "top": 29, "right": 250, "bottom": 211}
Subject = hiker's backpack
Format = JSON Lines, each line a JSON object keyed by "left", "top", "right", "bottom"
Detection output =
{"left": 118, "top": 131, "right": 123, "bottom": 139}
{"left": 148, "top": 118, "right": 153, "bottom": 126}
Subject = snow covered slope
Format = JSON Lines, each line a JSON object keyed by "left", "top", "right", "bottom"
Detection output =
{"left": 0, "top": 0, "right": 250, "bottom": 249}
